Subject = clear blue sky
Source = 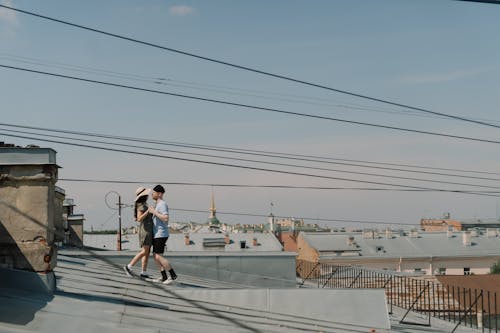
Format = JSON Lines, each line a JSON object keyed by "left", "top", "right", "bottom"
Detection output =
{"left": 1, "top": 0, "right": 500, "bottom": 230}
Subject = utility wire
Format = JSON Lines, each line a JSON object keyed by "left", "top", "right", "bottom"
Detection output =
{"left": 57, "top": 178, "right": 500, "bottom": 194}
{"left": 2, "top": 64, "right": 500, "bottom": 146}
{"left": 1, "top": 130, "right": 499, "bottom": 198}
{"left": 4, "top": 127, "right": 500, "bottom": 190}
{"left": 2, "top": 122, "right": 500, "bottom": 181}
{"left": 2, "top": 122, "right": 499, "bottom": 177}
{"left": 7, "top": 52, "right": 500, "bottom": 124}
{"left": 1, "top": 4, "right": 499, "bottom": 130}
{"left": 169, "top": 208, "right": 419, "bottom": 226}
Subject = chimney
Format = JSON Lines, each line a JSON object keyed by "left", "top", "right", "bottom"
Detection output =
{"left": 346, "top": 236, "right": 355, "bottom": 246}
{"left": 363, "top": 229, "right": 374, "bottom": 239}
{"left": 252, "top": 237, "right": 258, "bottom": 246}
{"left": 184, "top": 232, "right": 190, "bottom": 245}
{"left": 447, "top": 227, "right": 453, "bottom": 238}
{"left": 224, "top": 233, "right": 230, "bottom": 244}
{"left": 409, "top": 229, "right": 419, "bottom": 238}
{"left": 385, "top": 228, "right": 393, "bottom": 239}
{"left": 486, "top": 228, "right": 497, "bottom": 238}
{"left": 462, "top": 231, "right": 472, "bottom": 246}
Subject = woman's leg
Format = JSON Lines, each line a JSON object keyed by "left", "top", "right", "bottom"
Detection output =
{"left": 128, "top": 248, "right": 146, "bottom": 267}
{"left": 141, "top": 245, "right": 151, "bottom": 272}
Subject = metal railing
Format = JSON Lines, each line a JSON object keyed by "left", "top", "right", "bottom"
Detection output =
{"left": 297, "top": 260, "right": 499, "bottom": 332}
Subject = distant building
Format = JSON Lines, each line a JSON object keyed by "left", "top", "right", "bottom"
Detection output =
{"left": 421, "top": 213, "right": 500, "bottom": 231}
{"left": 63, "top": 198, "right": 84, "bottom": 247}
{"left": 297, "top": 229, "right": 500, "bottom": 275}
{"left": 85, "top": 232, "right": 283, "bottom": 252}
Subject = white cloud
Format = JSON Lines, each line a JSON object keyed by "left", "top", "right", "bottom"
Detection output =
{"left": 169, "top": 5, "right": 195, "bottom": 16}
{"left": 0, "top": 0, "right": 18, "bottom": 26}
{"left": 398, "top": 67, "right": 495, "bottom": 84}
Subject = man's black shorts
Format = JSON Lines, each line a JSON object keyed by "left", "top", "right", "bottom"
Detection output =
{"left": 153, "top": 237, "right": 168, "bottom": 254}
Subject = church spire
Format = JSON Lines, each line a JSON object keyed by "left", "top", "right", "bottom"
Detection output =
{"left": 207, "top": 187, "right": 221, "bottom": 227}
{"left": 209, "top": 188, "right": 216, "bottom": 218}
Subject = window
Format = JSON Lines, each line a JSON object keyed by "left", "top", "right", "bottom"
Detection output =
{"left": 463, "top": 267, "right": 471, "bottom": 275}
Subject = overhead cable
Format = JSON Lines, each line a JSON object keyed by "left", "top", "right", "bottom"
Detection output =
{"left": 169, "top": 208, "right": 419, "bottom": 226}
{"left": 2, "top": 122, "right": 499, "bottom": 177}
{"left": 1, "top": 130, "right": 499, "bottom": 198}
{"left": 58, "top": 178, "right": 500, "bottom": 194}
{"left": 6, "top": 52, "right": 500, "bottom": 124}
{"left": 2, "top": 122, "right": 500, "bottom": 181}
{"left": 2, "top": 64, "right": 500, "bottom": 146}
{"left": 3, "top": 127, "right": 500, "bottom": 190}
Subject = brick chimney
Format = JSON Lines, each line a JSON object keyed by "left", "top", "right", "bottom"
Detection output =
{"left": 224, "top": 233, "right": 230, "bottom": 244}
{"left": 184, "top": 232, "right": 190, "bottom": 245}
{"left": 252, "top": 237, "right": 258, "bottom": 246}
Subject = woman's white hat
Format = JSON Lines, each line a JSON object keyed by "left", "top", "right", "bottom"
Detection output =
{"left": 135, "top": 187, "right": 151, "bottom": 202}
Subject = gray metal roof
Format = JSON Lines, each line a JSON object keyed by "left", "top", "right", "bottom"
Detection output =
{"left": 85, "top": 232, "right": 283, "bottom": 252}
{"left": 0, "top": 251, "right": 478, "bottom": 333}
{"left": 0, "top": 252, "right": 392, "bottom": 332}
{"left": 301, "top": 231, "right": 500, "bottom": 259}
{"left": 460, "top": 218, "right": 500, "bottom": 225}
{"left": 0, "top": 147, "right": 57, "bottom": 165}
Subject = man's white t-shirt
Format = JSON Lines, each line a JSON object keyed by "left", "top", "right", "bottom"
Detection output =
{"left": 153, "top": 199, "right": 169, "bottom": 238}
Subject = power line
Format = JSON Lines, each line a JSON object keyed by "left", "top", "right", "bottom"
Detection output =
{"left": 6, "top": 52, "right": 500, "bottom": 125}
{"left": 1, "top": 4, "right": 499, "bottom": 131}
{"left": 3, "top": 122, "right": 500, "bottom": 182}
{"left": 1, "top": 130, "right": 499, "bottom": 198}
{"left": 2, "top": 63, "right": 500, "bottom": 146}
{"left": 169, "top": 208, "right": 419, "bottom": 226}
{"left": 2, "top": 122, "right": 499, "bottom": 178}
{"left": 4, "top": 127, "right": 500, "bottom": 190}
{"left": 57, "top": 178, "right": 500, "bottom": 194}
{"left": 455, "top": 0, "right": 500, "bottom": 4}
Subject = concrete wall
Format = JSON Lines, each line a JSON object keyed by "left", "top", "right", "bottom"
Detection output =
{"left": 53, "top": 188, "right": 65, "bottom": 243}
{"left": 167, "top": 253, "right": 297, "bottom": 287}
{"left": 0, "top": 163, "right": 61, "bottom": 272}
{"left": 69, "top": 250, "right": 298, "bottom": 288}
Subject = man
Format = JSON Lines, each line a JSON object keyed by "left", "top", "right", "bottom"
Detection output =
{"left": 149, "top": 184, "right": 178, "bottom": 284}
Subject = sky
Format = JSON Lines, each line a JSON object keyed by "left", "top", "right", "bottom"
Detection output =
{"left": 1, "top": 0, "right": 500, "bottom": 231}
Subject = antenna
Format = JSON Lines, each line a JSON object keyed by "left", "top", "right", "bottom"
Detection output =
{"left": 105, "top": 190, "right": 130, "bottom": 251}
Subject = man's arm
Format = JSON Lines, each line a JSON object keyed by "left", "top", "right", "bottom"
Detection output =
{"left": 149, "top": 204, "right": 169, "bottom": 222}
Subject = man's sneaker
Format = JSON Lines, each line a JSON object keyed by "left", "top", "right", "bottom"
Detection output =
{"left": 140, "top": 273, "right": 150, "bottom": 279}
{"left": 162, "top": 277, "right": 174, "bottom": 285}
{"left": 123, "top": 265, "right": 133, "bottom": 277}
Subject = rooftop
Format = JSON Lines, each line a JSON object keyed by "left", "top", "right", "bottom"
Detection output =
{"left": 85, "top": 232, "right": 284, "bottom": 252}
{"left": 0, "top": 250, "right": 478, "bottom": 333}
{"left": 301, "top": 230, "right": 500, "bottom": 259}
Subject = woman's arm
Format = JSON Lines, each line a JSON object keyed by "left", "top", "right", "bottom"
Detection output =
{"left": 136, "top": 207, "right": 149, "bottom": 222}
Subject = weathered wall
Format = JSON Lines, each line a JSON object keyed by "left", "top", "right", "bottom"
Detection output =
{"left": 53, "top": 188, "right": 65, "bottom": 243}
{"left": 68, "top": 219, "right": 84, "bottom": 247}
{"left": 0, "top": 164, "right": 61, "bottom": 272}
{"left": 296, "top": 233, "right": 319, "bottom": 262}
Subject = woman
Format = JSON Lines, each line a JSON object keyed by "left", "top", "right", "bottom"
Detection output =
{"left": 123, "top": 187, "right": 154, "bottom": 278}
